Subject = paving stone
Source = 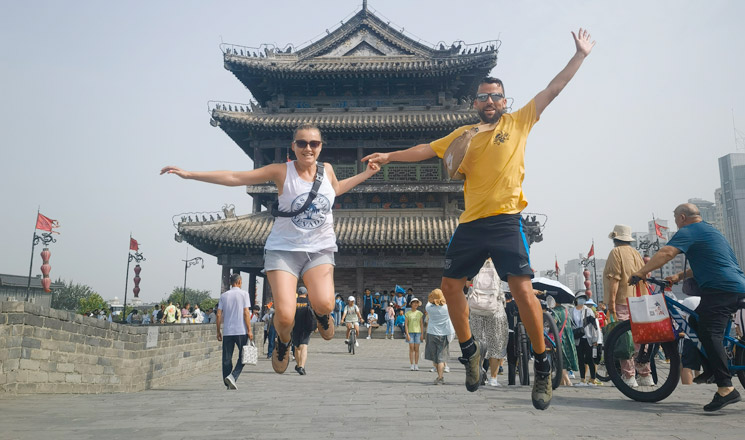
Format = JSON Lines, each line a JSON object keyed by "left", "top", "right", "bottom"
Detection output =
{"left": 1, "top": 335, "right": 743, "bottom": 438}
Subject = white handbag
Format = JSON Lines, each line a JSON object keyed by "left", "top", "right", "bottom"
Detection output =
{"left": 242, "top": 340, "right": 258, "bottom": 365}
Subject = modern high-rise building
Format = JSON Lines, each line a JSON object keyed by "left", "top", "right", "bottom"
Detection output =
{"left": 688, "top": 198, "right": 717, "bottom": 225}
{"left": 715, "top": 187, "right": 725, "bottom": 234}
{"left": 718, "top": 153, "right": 745, "bottom": 267}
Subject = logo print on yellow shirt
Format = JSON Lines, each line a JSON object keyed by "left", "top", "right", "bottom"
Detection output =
{"left": 493, "top": 131, "right": 510, "bottom": 145}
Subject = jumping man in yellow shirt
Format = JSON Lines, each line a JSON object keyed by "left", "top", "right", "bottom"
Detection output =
{"left": 362, "top": 28, "right": 595, "bottom": 410}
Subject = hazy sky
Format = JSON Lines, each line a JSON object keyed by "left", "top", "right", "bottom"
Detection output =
{"left": 2, "top": 1, "right": 744, "bottom": 304}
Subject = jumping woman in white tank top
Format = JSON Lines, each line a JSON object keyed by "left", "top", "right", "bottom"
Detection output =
{"left": 161, "top": 124, "right": 380, "bottom": 374}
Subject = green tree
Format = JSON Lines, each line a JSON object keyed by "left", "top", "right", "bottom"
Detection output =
{"left": 52, "top": 281, "right": 97, "bottom": 311}
{"left": 167, "top": 287, "right": 214, "bottom": 307}
{"left": 200, "top": 297, "right": 219, "bottom": 311}
{"left": 77, "top": 293, "right": 109, "bottom": 315}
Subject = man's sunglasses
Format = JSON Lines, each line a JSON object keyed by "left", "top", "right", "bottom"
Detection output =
{"left": 293, "top": 140, "right": 322, "bottom": 149}
{"left": 475, "top": 93, "right": 505, "bottom": 102}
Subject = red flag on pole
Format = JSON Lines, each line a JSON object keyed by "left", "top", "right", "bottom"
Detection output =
{"left": 555, "top": 258, "right": 560, "bottom": 275}
{"left": 36, "top": 213, "right": 60, "bottom": 233}
{"left": 654, "top": 222, "right": 668, "bottom": 238}
{"left": 587, "top": 244, "right": 595, "bottom": 258}
{"left": 130, "top": 237, "right": 139, "bottom": 251}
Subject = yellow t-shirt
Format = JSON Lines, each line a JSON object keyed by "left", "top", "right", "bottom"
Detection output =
{"left": 405, "top": 309, "right": 423, "bottom": 333}
{"left": 430, "top": 100, "right": 538, "bottom": 224}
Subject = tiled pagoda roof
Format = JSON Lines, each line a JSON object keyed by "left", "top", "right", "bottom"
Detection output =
{"left": 223, "top": 52, "right": 498, "bottom": 79}
{"left": 211, "top": 107, "right": 480, "bottom": 134}
{"left": 177, "top": 210, "right": 459, "bottom": 253}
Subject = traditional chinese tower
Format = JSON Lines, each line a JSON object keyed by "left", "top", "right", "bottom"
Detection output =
{"left": 177, "top": 2, "right": 498, "bottom": 302}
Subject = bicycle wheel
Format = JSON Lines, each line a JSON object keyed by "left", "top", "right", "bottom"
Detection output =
{"left": 734, "top": 339, "right": 745, "bottom": 389}
{"left": 595, "top": 349, "right": 610, "bottom": 382}
{"left": 604, "top": 319, "right": 680, "bottom": 402}
{"left": 543, "top": 311, "right": 563, "bottom": 390}
{"left": 348, "top": 330, "right": 354, "bottom": 354}
{"left": 517, "top": 324, "right": 530, "bottom": 386}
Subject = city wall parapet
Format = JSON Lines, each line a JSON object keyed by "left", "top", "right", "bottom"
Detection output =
{"left": 0, "top": 301, "right": 262, "bottom": 394}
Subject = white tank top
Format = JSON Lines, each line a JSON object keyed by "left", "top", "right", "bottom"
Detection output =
{"left": 264, "top": 161, "right": 338, "bottom": 252}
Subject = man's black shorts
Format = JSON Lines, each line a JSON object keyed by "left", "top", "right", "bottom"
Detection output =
{"left": 443, "top": 213, "right": 533, "bottom": 281}
{"left": 292, "top": 312, "right": 315, "bottom": 346}
{"left": 292, "top": 322, "right": 313, "bottom": 346}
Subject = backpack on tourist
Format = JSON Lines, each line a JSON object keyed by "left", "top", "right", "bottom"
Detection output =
{"left": 467, "top": 259, "right": 503, "bottom": 316}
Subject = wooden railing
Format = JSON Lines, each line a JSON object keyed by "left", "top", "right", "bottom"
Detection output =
{"left": 334, "top": 164, "right": 442, "bottom": 182}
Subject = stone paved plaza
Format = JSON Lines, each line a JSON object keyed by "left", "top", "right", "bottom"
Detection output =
{"left": 1, "top": 334, "right": 743, "bottom": 439}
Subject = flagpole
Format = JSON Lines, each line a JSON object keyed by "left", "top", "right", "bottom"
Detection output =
{"left": 652, "top": 214, "right": 663, "bottom": 278}
{"left": 25, "top": 208, "right": 40, "bottom": 301}
{"left": 122, "top": 234, "right": 131, "bottom": 323}
{"left": 591, "top": 239, "right": 599, "bottom": 302}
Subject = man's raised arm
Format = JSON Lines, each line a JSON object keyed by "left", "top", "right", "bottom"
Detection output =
{"left": 534, "top": 28, "right": 596, "bottom": 118}
{"left": 361, "top": 143, "right": 437, "bottom": 166}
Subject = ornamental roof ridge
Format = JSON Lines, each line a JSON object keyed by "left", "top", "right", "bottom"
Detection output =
{"left": 219, "top": 5, "right": 499, "bottom": 68}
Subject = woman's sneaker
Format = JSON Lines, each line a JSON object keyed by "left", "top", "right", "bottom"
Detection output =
{"left": 488, "top": 377, "right": 500, "bottom": 387}
{"left": 622, "top": 375, "right": 639, "bottom": 388}
{"left": 271, "top": 340, "right": 290, "bottom": 374}
{"left": 315, "top": 313, "right": 334, "bottom": 340}
{"left": 637, "top": 375, "right": 654, "bottom": 387}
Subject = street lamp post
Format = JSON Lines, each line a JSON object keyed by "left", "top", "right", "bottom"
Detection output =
{"left": 26, "top": 232, "right": 56, "bottom": 301}
{"left": 182, "top": 257, "right": 204, "bottom": 306}
{"left": 580, "top": 256, "right": 598, "bottom": 300}
{"left": 123, "top": 251, "right": 145, "bottom": 322}
{"left": 636, "top": 237, "right": 662, "bottom": 277}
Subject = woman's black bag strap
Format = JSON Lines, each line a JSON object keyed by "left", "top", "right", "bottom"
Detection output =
{"left": 271, "top": 163, "right": 325, "bottom": 217}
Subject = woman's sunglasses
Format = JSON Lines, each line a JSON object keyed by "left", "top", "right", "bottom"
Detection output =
{"left": 294, "top": 140, "right": 322, "bottom": 149}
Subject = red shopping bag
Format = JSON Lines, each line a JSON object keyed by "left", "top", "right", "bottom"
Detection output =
{"left": 627, "top": 284, "right": 675, "bottom": 344}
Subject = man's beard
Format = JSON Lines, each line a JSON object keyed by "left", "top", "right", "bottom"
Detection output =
{"left": 477, "top": 107, "right": 505, "bottom": 124}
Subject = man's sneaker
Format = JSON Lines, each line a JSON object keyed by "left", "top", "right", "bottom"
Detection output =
{"left": 224, "top": 374, "right": 237, "bottom": 390}
{"left": 622, "top": 375, "right": 639, "bottom": 388}
{"left": 344, "top": 339, "right": 349, "bottom": 344}
{"left": 704, "top": 389, "right": 741, "bottom": 412}
{"left": 531, "top": 368, "right": 553, "bottom": 410}
{"left": 457, "top": 339, "right": 486, "bottom": 392}
{"left": 637, "top": 374, "right": 654, "bottom": 387}
{"left": 271, "top": 340, "right": 290, "bottom": 374}
{"left": 568, "top": 371, "right": 575, "bottom": 379}
{"left": 488, "top": 377, "right": 500, "bottom": 387}
{"left": 366, "top": 336, "right": 371, "bottom": 339}
{"left": 294, "top": 365, "right": 306, "bottom": 376}
{"left": 315, "top": 313, "right": 334, "bottom": 340}
{"left": 444, "top": 365, "right": 450, "bottom": 373}
{"left": 355, "top": 340, "right": 359, "bottom": 347}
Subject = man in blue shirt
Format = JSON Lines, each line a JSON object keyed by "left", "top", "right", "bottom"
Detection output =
{"left": 630, "top": 203, "right": 745, "bottom": 411}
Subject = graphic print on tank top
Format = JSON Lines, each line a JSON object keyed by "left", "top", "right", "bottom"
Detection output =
{"left": 290, "top": 192, "right": 331, "bottom": 230}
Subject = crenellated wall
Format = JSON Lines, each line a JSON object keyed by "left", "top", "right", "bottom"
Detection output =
{"left": 0, "top": 301, "right": 262, "bottom": 394}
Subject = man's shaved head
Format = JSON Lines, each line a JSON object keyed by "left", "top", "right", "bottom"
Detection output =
{"left": 674, "top": 203, "right": 701, "bottom": 217}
